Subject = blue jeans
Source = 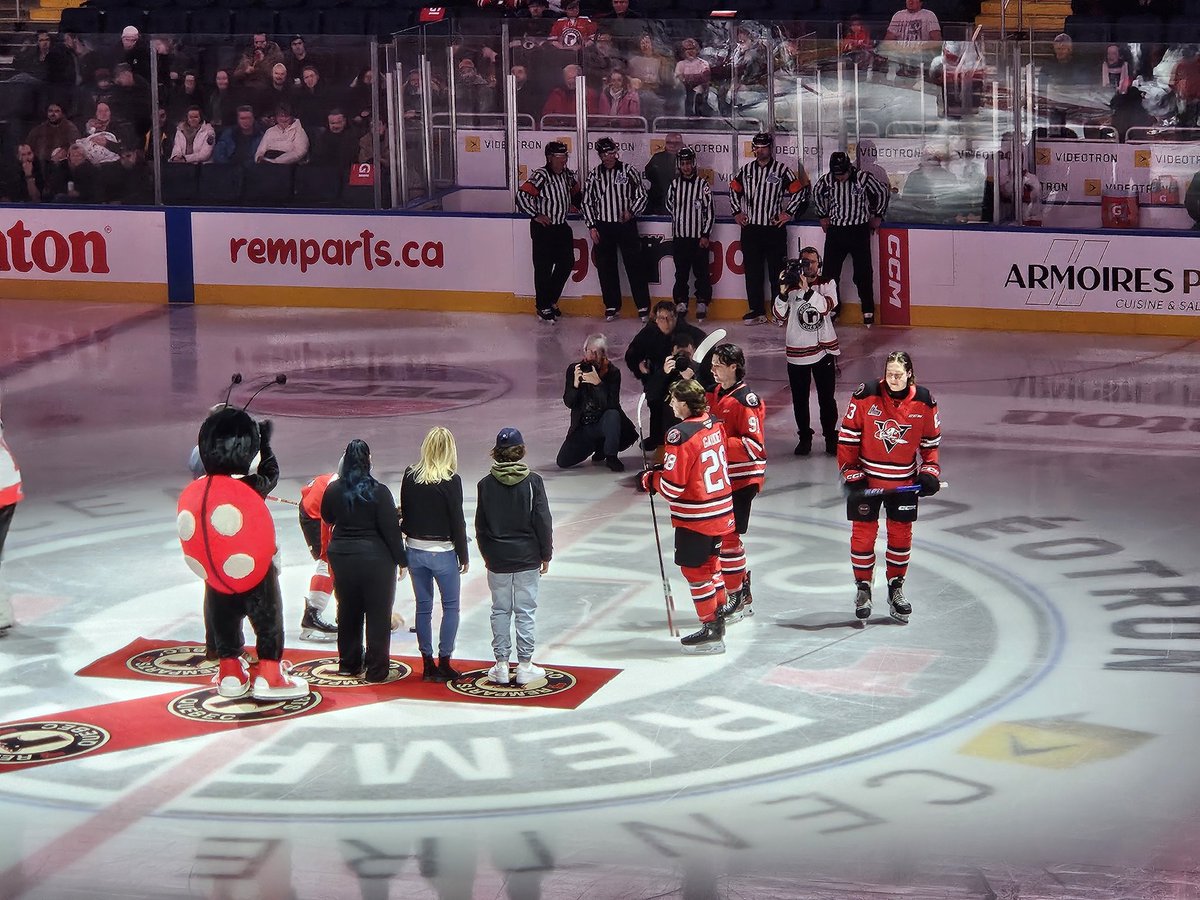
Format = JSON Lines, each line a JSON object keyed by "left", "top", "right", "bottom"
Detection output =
{"left": 488, "top": 568, "right": 540, "bottom": 663}
{"left": 407, "top": 547, "right": 461, "bottom": 658}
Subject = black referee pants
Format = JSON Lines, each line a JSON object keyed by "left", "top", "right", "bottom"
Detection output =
{"left": 594, "top": 220, "right": 651, "bottom": 315}
{"left": 671, "top": 237, "right": 712, "bottom": 306}
{"left": 823, "top": 223, "right": 875, "bottom": 318}
{"left": 787, "top": 355, "right": 839, "bottom": 441}
{"left": 531, "top": 221, "right": 574, "bottom": 315}
{"left": 740, "top": 224, "right": 787, "bottom": 318}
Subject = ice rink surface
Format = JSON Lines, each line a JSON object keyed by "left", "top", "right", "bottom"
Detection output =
{"left": 0, "top": 298, "right": 1198, "bottom": 899}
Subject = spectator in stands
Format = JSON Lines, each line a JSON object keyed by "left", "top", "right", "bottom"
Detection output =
{"left": 286, "top": 36, "right": 324, "bottom": 87}
{"left": 61, "top": 33, "right": 99, "bottom": 88}
{"left": 401, "top": 68, "right": 423, "bottom": 121}
{"left": 208, "top": 70, "right": 239, "bottom": 131}
{"left": 645, "top": 131, "right": 683, "bottom": 214}
{"left": 549, "top": 0, "right": 597, "bottom": 49}
{"left": 0, "top": 144, "right": 46, "bottom": 203}
{"left": 264, "top": 63, "right": 294, "bottom": 114}
{"left": 359, "top": 118, "right": 390, "bottom": 178}
{"left": 1110, "top": 77, "right": 1154, "bottom": 141}
{"left": 153, "top": 36, "right": 194, "bottom": 97}
{"left": 114, "top": 146, "right": 152, "bottom": 204}
{"left": 883, "top": 0, "right": 942, "bottom": 81}
{"left": 170, "top": 106, "right": 216, "bottom": 165}
{"left": 346, "top": 67, "right": 377, "bottom": 131}
{"left": 512, "top": 0, "right": 557, "bottom": 60}
{"left": 455, "top": 57, "right": 496, "bottom": 115}
{"left": 234, "top": 33, "right": 284, "bottom": 93}
{"left": 598, "top": 0, "right": 642, "bottom": 51}
{"left": 628, "top": 32, "right": 673, "bottom": 119}
{"left": 82, "top": 100, "right": 129, "bottom": 161}
{"left": 586, "top": 29, "right": 627, "bottom": 82}
{"left": 597, "top": 69, "right": 640, "bottom": 117}
{"left": 727, "top": 25, "right": 768, "bottom": 113}
{"left": 13, "top": 31, "right": 74, "bottom": 98}
{"left": 676, "top": 38, "right": 712, "bottom": 116}
{"left": 108, "top": 63, "right": 152, "bottom": 140}
{"left": 145, "top": 104, "right": 172, "bottom": 163}
{"left": 510, "top": 65, "right": 543, "bottom": 120}
{"left": 168, "top": 71, "right": 207, "bottom": 126}
{"left": 841, "top": 16, "right": 879, "bottom": 73}
{"left": 214, "top": 105, "right": 264, "bottom": 168}
{"left": 1042, "top": 34, "right": 1091, "bottom": 87}
{"left": 256, "top": 103, "right": 309, "bottom": 164}
{"left": 310, "top": 109, "right": 361, "bottom": 173}
{"left": 294, "top": 66, "right": 333, "bottom": 129}
{"left": 118, "top": 26, "right": 151, "bottom": 83}
{"left": 26, "top": 103, "right": 80, "bottom": 164}
{"left": 46, "top": 142, "right": 103, "bottom": 203}
{"left": 1172, "top": 45, "right": 1200, "bottom": 127}
{"left": 77, "top": 68, "right": 113, "bottom": 123}
{"left": 542, "top": 64, "right": 599, "bottom": 118}
{"left": 1102, "top": 44, "right": 1131, "bottom": 90}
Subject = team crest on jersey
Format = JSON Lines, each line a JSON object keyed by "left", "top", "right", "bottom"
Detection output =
{"left": 558, "top": 27, "right": 584, "bottom": 47}
{"left": 797, "top": 303, "right": 823, "bottom": 331}
{"left": 666, "top": 427, "right": 682, "bottom": 444}
{"left": 745, "top": 392, "right": 760, "bottom": 407}
{"left": 874, "top": 419, "right": 912, "bottom": 452}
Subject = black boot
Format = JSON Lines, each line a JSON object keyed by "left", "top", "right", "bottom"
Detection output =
{"left": 794, "top": 429, "right": 813, "bottom": 456}
{"left": 438, "top": 656, "right": 462, "bottom": 681}
{"left": 824, "top": 434, "right": 838, "bottom": 456}
{"left": 422, "top": 653, "right": 440, "bottom": 682}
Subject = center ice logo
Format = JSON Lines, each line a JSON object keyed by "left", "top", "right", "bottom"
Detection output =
{"left": 873, "top": 418, "right": 912, "bottom": 452}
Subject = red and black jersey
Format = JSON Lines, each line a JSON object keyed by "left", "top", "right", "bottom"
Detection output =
{"left": 299, "top": 472, "right": 335, "bottom": 560}
{"left": 706, "top": 381, "right": 766, "bottom": 490}
{"left": 837, "top": 380, "right": 941, "bottom": 487}
{"left": 649, "top": 413, "right": 735, "bottom": 536}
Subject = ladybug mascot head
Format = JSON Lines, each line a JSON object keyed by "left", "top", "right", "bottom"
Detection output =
{"left": 198, "top": 406, "right": 260, "bottom": 477}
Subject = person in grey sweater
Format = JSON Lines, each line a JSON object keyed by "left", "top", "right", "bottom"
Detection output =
{"left": 475, "top": 427, "right": 553, "bottom": 688}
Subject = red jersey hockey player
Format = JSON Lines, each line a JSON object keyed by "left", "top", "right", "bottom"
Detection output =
{"left": 298, "top": 471, "right": 339, "bottom": 642}
{"left": 641, "top": 379, "right": 736, "bottom": 653}
{"left": 705, "top": 343, "right": 765, "bottom": 623}
{"left": 836, "top": 351, "right": 942, "bottom": 623}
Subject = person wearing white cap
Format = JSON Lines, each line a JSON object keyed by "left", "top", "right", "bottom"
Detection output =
{"left": 119, "top": 25, "right": 149, "bottom": 81}
{"left": 475, "top": 428, "right": 553, "bottom": 687}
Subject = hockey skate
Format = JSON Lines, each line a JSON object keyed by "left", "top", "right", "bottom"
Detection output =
{"left": 718, "top": 571, "right": 754, "bottom": 623}
{"left": 680, "top": 618, "right": 726, "bottom": 654}
{"left": 888, "top": 577, "right": 911, "bottom": 624}
{"left": 252, "top": 659, "right": 310, "bottom": 700}
{"left": 854, "top": 581, "right": 873, "bottom": 623}
{"left": 214, "top": 657, "right": 250, "bottom": 697}
{"left": 299, "top": 605, "right": 337, "bottom": 642}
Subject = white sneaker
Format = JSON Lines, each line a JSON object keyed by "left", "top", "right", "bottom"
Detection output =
{"left": 514, "top": 661, "right": 547, "bottom": 685}
{"left": 488, "top": 661, "right": 511, "bottom": 685}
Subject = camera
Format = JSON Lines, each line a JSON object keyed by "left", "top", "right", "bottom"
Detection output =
{"left": 671, "top": 352, "right": 693, "bottom": 375}
{"left": 780, "top": 258, "right": 806, "bottom": 289}
{"left": 578, "top": 360, "right": 595, "bottom": 374}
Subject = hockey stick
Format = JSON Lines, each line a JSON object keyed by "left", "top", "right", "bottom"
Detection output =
{"left": 691, "top": 327, "right": 728, "bottom": 365}
{"left": 842, "top": 481, "right": 949, "bottom": 499}
{"left": 636, "top": 393, "right": 678, "bottom": 636}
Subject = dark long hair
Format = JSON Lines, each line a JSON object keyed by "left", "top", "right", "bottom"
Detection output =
{"left": 339, "top": 438, "right": 376, "bottom": 507}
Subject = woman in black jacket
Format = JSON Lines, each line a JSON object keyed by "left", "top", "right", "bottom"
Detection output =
{"left": 555, "top": 333, "right": 637, "bottom": 472}
{"left": 401, "top": 426, "right": 469, "bottom": 683}
{"left": 321, "top": 439, "right": 407, "bottom": 682}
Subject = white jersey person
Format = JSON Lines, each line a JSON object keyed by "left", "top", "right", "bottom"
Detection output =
{"left": 0, "top": 394, "right": 22, "bottom": 637}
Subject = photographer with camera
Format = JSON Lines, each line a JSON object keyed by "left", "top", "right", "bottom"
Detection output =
{"left": 556, "top": 334, "right": 638, "bottom": 472}
{"left": 772, "top": 246, "right": 840, "bottom": 457}
{"left": 624, "top": 301, "right": 706, "bottom": 451}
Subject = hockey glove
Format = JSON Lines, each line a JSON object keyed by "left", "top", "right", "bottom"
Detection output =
{"left": 638, "top": 468, "right": 657, "bottom": 495}
{"left": 917, "top": 472, "right": 941, "bottom": 496}
{"left": 842, "top": 469, "right": 868, "bottom": 492}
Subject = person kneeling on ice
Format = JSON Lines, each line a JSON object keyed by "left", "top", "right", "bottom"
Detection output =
{"left": 178, "top": 407, "right": 309, "bottom": 700}
{"left": 640, "top": 379, "right": 736, "bottom": 654}
{"left": 476, "top": 427, "right": 553, "bottom": 687}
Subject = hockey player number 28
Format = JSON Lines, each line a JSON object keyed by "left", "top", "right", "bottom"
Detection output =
{"left": 701, "top": 447, "right": 729, "bottom": 494}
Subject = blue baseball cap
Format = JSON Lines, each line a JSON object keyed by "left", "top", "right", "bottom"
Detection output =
{"left": 494, "top": 427, "right": 524, "bottom": 449}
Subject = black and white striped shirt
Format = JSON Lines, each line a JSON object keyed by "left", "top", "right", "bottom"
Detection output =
{"left": 516, "top": 165, "right": 580, "bottom": 225}
{"left": 665, "top": 174, "right": 715, "bottom": 239}
{"left": 582, "top": 160, "right": 647, "bottom": 227}
{"left": 729, "top": 158, "right": 808, "bottom": 226}
{"left": 812, "top": 168, "right": 890, "bottom": 225}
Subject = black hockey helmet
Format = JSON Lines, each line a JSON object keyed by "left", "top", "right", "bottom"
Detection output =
{"left": 676, "top": 147, "right": 696, "bottom": 162}
{"left": 545, "top": 140, "right": 568, "bottom": 157}
{"left": 751, "top": 132, "right": 774, "bottom": 147}
{"left": 594, "top": 136, "right": 618, "bottom": 155}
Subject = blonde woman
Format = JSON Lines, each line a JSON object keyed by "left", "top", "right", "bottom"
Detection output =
{"left": 401, "top": 427, "right": 469, "bottom": 682}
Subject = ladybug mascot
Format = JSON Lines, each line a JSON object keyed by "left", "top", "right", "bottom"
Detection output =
{"left": 177, "top": 407, "right": 309, "bottom": 700}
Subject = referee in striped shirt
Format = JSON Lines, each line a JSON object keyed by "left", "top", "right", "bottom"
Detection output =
{"left": 583, "top": 136, "right": 652, "bottom": 322}
{"left": 812, "top": 150, "right": 890, "bottom": 327}
{"left": 730, "top": 132, "right": 810, "bottom": 326}
{"left": 665, "top": 147, "right": 714, "bottom": 322}
{"left": 517, "top": 140, "right": 582, "bottom": 324}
